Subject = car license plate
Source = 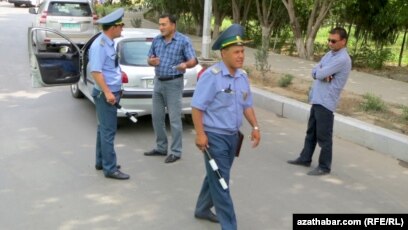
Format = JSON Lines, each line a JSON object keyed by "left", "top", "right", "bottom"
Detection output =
{"left": 145, "top": 79, "right": 154, "bottom": 88}
{"left": 61, "top": 23, "right": 80, "bottom": 32}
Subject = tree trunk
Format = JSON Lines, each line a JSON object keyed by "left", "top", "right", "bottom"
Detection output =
{"left": 212, "top": 1, "right": 227, "bottom": 39}
{"left": 295, "top": 37, "right": 306, "bottom": 59}
{"left": 261, "top": 26, "right": 272, "bottom": 50}
{"left": 282, "top": 0, "right": 305, "bottom": 58}
{"left": 231, "top": 0, "right": 241, "bottom": 24}
{"left": 282, "top": 0, "right": 332, "bottom": 60}
{"left": 398, "top": 27, "right": 407, "bottom": 67}
{"left": 241, "top": 0, "right": 252, "bottom": 26}
{"left": 195, "top": 23, "right": 203, "bottom": 36}
{"left": 231, "top": 0, "right": 252, "bottom": 25}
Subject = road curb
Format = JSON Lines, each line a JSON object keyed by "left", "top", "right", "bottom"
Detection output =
{"left": 252, "top": 87, "right": 408, "bottom": 162}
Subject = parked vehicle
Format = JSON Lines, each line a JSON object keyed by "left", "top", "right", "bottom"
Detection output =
{"left": 28, "top": 0, "right": 98, "bottom": 50}
{"left": 27, "top": 27, "right": 202, "bottom": 120}
{"left": 9, "top": 0, "right": 38, "bottom": 7}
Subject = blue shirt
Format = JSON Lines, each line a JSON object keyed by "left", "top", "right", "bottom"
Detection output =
{"left": 191, "top": 62, "right": 253, "bottom": 135}
{"left": 310, "top": 48, "right": 352, "bottom": 112}
{"left": 147, "top": 32, "right": 196, "bottom": 76}
{"left": 89, "top": 33, "right": 122, "bottom": 92}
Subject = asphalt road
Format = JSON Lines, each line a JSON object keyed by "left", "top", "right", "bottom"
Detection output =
{"left": 1, "top": 3, "right": 408, "bottom": 230}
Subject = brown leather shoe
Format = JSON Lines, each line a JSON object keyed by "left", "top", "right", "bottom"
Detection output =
{"left": 164, "top": 154, "right": 180, "bottom": 163}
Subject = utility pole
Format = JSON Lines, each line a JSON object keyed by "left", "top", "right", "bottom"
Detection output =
{"left": 201, "top": 0, "right": 212, "bottom": 59}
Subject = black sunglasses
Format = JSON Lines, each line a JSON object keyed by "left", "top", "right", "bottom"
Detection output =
{"left": 327, "top": 39, "right": 339, "bottom": 44}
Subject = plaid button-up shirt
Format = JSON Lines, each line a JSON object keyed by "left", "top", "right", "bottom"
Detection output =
{"left": 148, "top": 31, "right": 196, "bottom": 76}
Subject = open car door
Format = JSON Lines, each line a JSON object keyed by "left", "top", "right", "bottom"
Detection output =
{"left": 28, "top": 27, "right": 82, "bottom": 88}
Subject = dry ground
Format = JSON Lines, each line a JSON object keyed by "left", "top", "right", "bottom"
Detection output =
{"left": 247, "top": 66, "right": 408, "bottom": 135}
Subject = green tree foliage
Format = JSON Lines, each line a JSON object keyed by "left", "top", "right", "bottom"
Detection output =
{"left": 254, "top": 0, "right": 288, "bottom": 51}
{"left": 282, "top": 0, "right": 333, "bottom": 60}
{"left": 142, "top": 0, "right": 407, "bottom": 68}
{"left": 212, "top": 1, "right": 231, "bottom": 38}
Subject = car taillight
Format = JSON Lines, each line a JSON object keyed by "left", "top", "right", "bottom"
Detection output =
{"left": 40, "top": 11, "right": 47, "bottom": 24}
{"left": 92, "top": 14, "right": 98, "bottom": 24}
{"left": 197, "top": 67, "right": 207, "bottom": 81}
{"left": 121, "top": 71, "right": 128, "bottom": 84}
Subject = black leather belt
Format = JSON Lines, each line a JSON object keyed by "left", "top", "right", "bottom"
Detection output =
{"left": 157, "top": 74, "right": 183, "bottom": 81}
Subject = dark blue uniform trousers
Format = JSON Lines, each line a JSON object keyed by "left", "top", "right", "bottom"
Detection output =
{"left": 299, "top": 104, "right": 334, "bottom": 172}
{"left": 92, "top": 88, "right": 121, "bottom": 176}
{"left": 195, "top": 131, "right": 239, "bottom": 230}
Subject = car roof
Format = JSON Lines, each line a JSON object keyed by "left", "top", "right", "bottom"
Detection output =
{"left": 45, "top": 0, "right": 91, "bottom": 3}
{"left": 115, "top": 28, "right": 160, "bottom": 42}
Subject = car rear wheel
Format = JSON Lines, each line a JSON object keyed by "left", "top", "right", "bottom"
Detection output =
{"left": 71, "top": 83, "right": 84, "bottom": 98}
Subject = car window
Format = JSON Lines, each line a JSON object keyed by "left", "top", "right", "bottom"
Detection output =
{"left": 48, "top": 2, "right": 92, "bottom": 17}
{"left": 120, "top": 40, "right": 151, "bottom": 66}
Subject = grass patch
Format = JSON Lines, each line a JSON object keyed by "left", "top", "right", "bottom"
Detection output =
{"left": 402, "top": 106, "right": 408, "bottom": 121}
{"left": 278, "top": 74, "right": 294, "bottom": 87}
{"left": 360, "top": 93, "right": 386, "bottom": 112}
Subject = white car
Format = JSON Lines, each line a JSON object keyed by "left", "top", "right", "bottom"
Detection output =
{"left": 9, "top": 0, "right": 38, "bottom": 7}
{"left": 29, "top": 0, "right": 98, "bottom": 50}
{"left": 28, "top": 27, "right": 201, "bottom": 121}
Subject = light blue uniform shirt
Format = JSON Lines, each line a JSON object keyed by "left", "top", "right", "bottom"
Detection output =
{"left": 191, "top": 62, "right": 253, "bottom": 135}
{"left": 147, "top": 32, "right": 196, "bottom": 76}
{"left": 89, "top": 33, "right": 122, "bottom": 92}
{"left": 310, "top": 48, "right": 352, "bottom": 112}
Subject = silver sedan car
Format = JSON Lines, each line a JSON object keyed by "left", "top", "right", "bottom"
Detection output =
{"left": 28, "top": 27, "right": 202, "bottom": 121}
{"left": 28, "top": 0, "right": 98, "bottom": 50}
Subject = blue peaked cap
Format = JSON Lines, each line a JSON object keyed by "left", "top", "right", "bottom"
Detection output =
{"left": 96, "top": 8, "right": 124, "bottom": 25}
{"left": 212, "top": 24, "right": 246, "bottom": 50}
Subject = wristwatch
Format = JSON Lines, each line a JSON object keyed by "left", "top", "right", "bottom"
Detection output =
{"left": 253, "top": 126, "right": 260, "bottom": 131}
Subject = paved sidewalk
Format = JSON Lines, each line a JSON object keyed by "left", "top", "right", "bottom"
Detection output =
{"left": 125, "top": 13, "right": 408, "bottom": 107}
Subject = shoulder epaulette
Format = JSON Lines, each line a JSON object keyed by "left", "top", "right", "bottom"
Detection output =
{"left": 211, "top": 66, "right": 221, "bottom": 74}
{"left": 99, "top": 39, "right": 105, "bottom": 46}
{"left": 241, "top": 68, "right": 247, "bottom": 75}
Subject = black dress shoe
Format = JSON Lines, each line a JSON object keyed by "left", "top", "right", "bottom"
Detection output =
{"left": 144, "top": 149, "right": 167, "bottom": 156}
{"left": 307, "top": 167, "right": 330, "bottom": 176}
{"left": 194, "top": 211, "right": 219, "bottom": 223}
{"left": 287, "top": 158, "right": 311, "bottom": 167}
{"left": 164, "top": 154, "right": 180, "bottom": 163}
{"left": 95, "top": 165, "right": 121, "bottom": 170}
{"left": 105, "top": 170, "right": 130, "bottom": 180}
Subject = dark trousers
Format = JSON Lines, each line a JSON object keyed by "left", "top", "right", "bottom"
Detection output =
{"left": 92, "top": 88, "right": 120, "bottom": 175}
{"left": 299, "top": 104, "right": 334, "bottom": 172}
{"left": 195, "top": 131, "right": 239, "bottom": 230}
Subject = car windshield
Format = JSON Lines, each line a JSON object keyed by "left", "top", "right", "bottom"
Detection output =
{"left": 48, "top": 2, "right": 92, "bottom": 17}
{"left": 119, "top": 40, "right": 151, "bottom": 66}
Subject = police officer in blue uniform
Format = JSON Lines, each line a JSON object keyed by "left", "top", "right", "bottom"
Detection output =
{"left": 192, "top": 24, "right": 261, "bottom": 230}
{"left": 89, "top": 8, "right": 129, "bottom": 180}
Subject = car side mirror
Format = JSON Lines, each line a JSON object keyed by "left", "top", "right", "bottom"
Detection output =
{"left": 28, "top": 7, "right": 38, "bottom": 14}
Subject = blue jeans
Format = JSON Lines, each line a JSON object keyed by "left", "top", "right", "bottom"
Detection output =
{"left": 195, "top": 131, "right": 239, "bottom": 230}
{"left": 92, "top": 88, "right": 120, "bottom": 175}
{"left": 299, "top": 104, "right": 334, "bottom": 172}
{"left": 152, "top": 77, "right": 183, "bottom": 156}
